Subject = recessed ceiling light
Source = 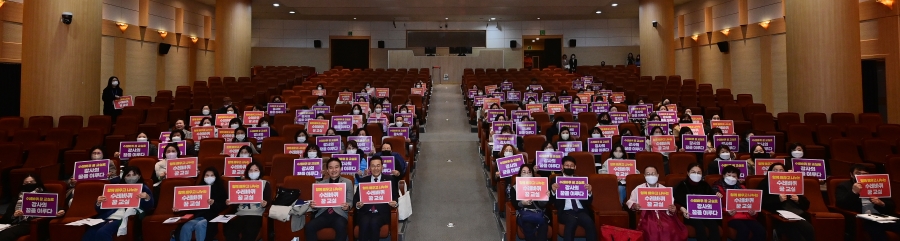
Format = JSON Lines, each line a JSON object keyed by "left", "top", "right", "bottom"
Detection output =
{"left": 595, "top": 10, "right": 602, "bottom": 14}
{"left": 611, "top": 3, "right": 618, "bottom": 6}
{"left": 490, "top": 17, "right": 496, "bottom": 20}
{"left": 537, "top": 17, "right": 541, "bottom": 20}
{"left": 532, "top": 40, "right": 535, "bottom": 42}
{"left": 445, "top": 17, "right": 449, "bottom": 20}
{"left": 273, "top": 3, "right": 279, "bottom": 7}
{"left": 353, "top": 18, "right": 357, "bottom": 20}
{"left": 289, "top": 11, "right": 295, "bottom": 14}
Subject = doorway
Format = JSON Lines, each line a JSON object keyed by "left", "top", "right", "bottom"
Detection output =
{"left": 523, "top": 35, "right": 562, "bottom": 70}
{"left": 861, "top": 59, "right": 887, "bottom": 120}
{"left": 330, "top": 37, "right": 370, "bottom": 70}
{"left": 0, "top": 63, "right": 21, "bottom": 117}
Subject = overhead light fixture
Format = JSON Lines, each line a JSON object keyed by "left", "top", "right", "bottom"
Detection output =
{"left": 289, "top": 11, "right": 295, "bottom": 14}
{"left": 353, "top": 18, "right": 357, "bottom": 20}
{"left": 759, "top": 20, "right": 770, "bottom": 29}
{"left": 537, "top": 17, "right": 541, "bottom": 20}
{"left": 691, "top": 34, "right": 699, "bottom": 41}
{"left": 490, "top": 17, "right": 496, "bottom": 20}
{"left": 190, "top": 36, "right": 198, "bottom": 43}
{"left": 877, "top": 0, "right": 894, "bottom": 9}
{"left": 116, "top": 22, "right": 128, "bottom": 33}
{"left": 720, "top": 29, "right": 730, "bottom": 36}
{"left": 273, "top": 3, "right": 279, "bottom": 7}
{"left": 532, "top": 40, "right": 535, "bottom": 42}
{"left": 445, "top": 17, "right": 449, "bottom": 20}
{"left": 0, "top": 0, "right": 6, "bottom": 8}
{"left": 612, "top": 3, "right": 618, "bottom": 6}
{"left": 536, "top": 38, "right": 540, "bottom": 40}
{"left": 595, "top": 10, "right": 602, "bottom": 14}
{"left": 158, "top": 30, "right": 168, "bottom": 39}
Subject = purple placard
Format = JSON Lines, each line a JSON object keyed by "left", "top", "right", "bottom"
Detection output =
{"left": 524, "top": 92, "right": 539, "bottom": 103}
{"left": 293, "top": 158, "right": 323, "bottom": 179}
{"left": 73, "top": 159, "right": 110, "bottom": 181}
{"left": 312, "top": 106, "right": 331, "bottom": 116}
{"left": 559, "top": 96, "right": 573, "bottom": 105}
{"left": 791, "top": 158, "right": 827, "bottom": 180}
{"left": 492, "top": 134, "right": 517, "bottom": 151}
{"left": 571, "top": 104, "right": 589, "bottom": 115}
{"left": 22, "top": 193, "right": 58, "bottom": 217}
{"left": 157, "top": 141, "right": 187, "bottom": 159}
{"left": 717, "top": 160, "right": 750, "bottom": 180}
{"left": 535, "top": 151, "right": 563, "bottom": 171}
{"left": 331, "top": 115, "right": 354, "bottom": 132}
{"left": 591, "top": 102, "right": 610, "bottom": 113}
{"left": 295, "top": 109, "right": 315, "bottom": 124}
{"left": 159, "top": 132, "right": 170, "bottom": 143}
{"left": 558, "top": 122, "right": 581, "bottom": 137}
{"left": 381, "top": 156, "right": 395, "bottom": 175}
{"left": 118, "top": 141, "right": 150, "bottom": 160}
{"left": 267, "top": 103, "right": 287, "bottom": 116}
{"left": 628, "top": 105, "right": 651, "bottom": 119}
{"left": 354, "top": 93, "right": 370, "bottom": 102}
{"left": 541, "top": 92, "right": 556, "bottom": 103}
{"left": 682, "top": 135, "right": 708, "bottom": 152}
{"left": 529, "top": 85, "right": 543, "bottom": 91}
{"left": 316, "top": 136, "right": 342, "bottom": 153}
{"left": 497, "top": 154, "right": 526, "bottom": 178}
{"left": 658, "top": 111, "right": 678, "bottom": 124}
{"left": 557, "top": 141, "right": 583, "bottom": 156}
{"left": 332, "top": 154, "right": 361, "bottom": 174}
{"left": 507, "top": 91, "right": 522, "bottom": 102}
{"left": 492, "top": 121, "right": 514, "bottom": 134}
{"left": 382, "top": 103, "right": 393, "bottom": 113}
{"left": 686, "top": 195, "right": 723, "bottom": 219}
{"left": 348, "top": 136, "right": 374, "bottom": 153}
{"left": 622, "top": 136, "right": 647, "bottom": 153}
{"left": 555, "top": 176, "right": 589, "bottom": 200}
{"left": 467, "top": 89, "right": 478, "bottom": 99}
{"left": 501, "top": 82, "right": 514, "bottom": 91}
{"left": 591, "top": 83, "right": 603, "bottom": 90}
{"left": 645, "top": 121, "right": 671, "bottom": 135}
{"left": 387, "top": 127, "right": 409, "bottom": 139}
{"left": 511, "top": 110, "right": 530, "bottom": 122}
{"left": 712, "top": 135, "right": 740, "bottom": 152}
{"left": 247, "top": 127, "right": 270, "bottom": 140}
{"left": 486, "top": 109, "right": 507, "bottom": 121}
{"left": 515, "top": 121, "right": 537, "bottom": 136}
{"left": 587, "top": 137, "right": 613, "bottom": 155}
{"left": 749, "top": 135, "right": 776, "bottom": 153}
{"left": 609, "top": 112, "right": 629, "bottom": 124}
{"left": 571, "top": 80, "right": 584, "bottom": 90}
{"left": 394, "top": 113, "right": 413, "bottom": 125}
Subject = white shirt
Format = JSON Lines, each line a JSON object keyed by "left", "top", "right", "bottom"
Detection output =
{"left": 555, "top": 174, "right": 591, "bottom": 210}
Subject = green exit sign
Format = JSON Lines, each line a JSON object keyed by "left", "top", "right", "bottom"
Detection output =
{"left": 540, "top": 30, "right": 545, "bottom": 35}
{"left": 348, "top": 31, "right": 353, "bottom": 36}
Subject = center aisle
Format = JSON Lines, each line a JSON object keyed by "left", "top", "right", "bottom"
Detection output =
{"left": 403, "top": 84, "right": 501, "bottom": 240}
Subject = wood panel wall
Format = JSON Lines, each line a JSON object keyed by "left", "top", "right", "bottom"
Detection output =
{"left": 639, "top": 0, "right": 676, "bottom": 76}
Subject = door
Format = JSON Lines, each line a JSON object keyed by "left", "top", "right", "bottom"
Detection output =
{"left": 542, "top": 38, "right": 562, "bottom": 70}
{"left": 0, "top": 63, "right": 21, "bottom": 117}
{"left": 861, "top": 59, "right": 887, "bottom": 120}
{"left": 330, "top": 39, "right": 370, "bottom": 70}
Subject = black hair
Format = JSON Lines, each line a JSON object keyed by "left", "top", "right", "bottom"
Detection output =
{"left": 562, "top": 156, "right": 576, "bottom": 166}
{"left": 326, "top": 157, "right": 342, "bottom": 168}
{"left": 242, "top": 161, "right": 263, "bottom": 180}
{"left": 722, "top": 165, "right": 740, "bottom": 175}
{"left": 767, "top": 162, "right": 786, "bottom": 171}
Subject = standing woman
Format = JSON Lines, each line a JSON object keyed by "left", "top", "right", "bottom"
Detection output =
{"left": 102, "top": 76, "right": 124, "bottom": 123}
{"left": 568, "top": 54, "right": 577, "bottom": 73}
{"left": 561, "top": 54, "right": 569, "bottom": 72}
{"left": 627, "top": 53, "right": 635, "bottom": 65}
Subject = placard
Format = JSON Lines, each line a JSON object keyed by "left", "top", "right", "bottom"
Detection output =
{"left": 312, "top": 106, "right": 331, "bottom": 115}
{"left": 491, "top": 121, "right": 513, "bottom": 134}
{"left": 217, "top": 128, "right": 235, "bottom": 141}
{"left": 410, "top": 88, "right": 425, "bottom": 96}
{"left": 312, "top": 183, "right": 347, "bottom": 208}
{"left": 609, "top": 112, "right": 629, "bottom": 124}
{"left": 101, "top": 184, "right": 142, "bottom": 209}
{"left": 541, "top": 92, "right": 556, "bottom": 103}
{"left": 717, "top": 160, "right": 749, "bottom": 180}
{"left": 725, "top": 189, "right": 763, "bottom": 212}
{"left": 224, "top": 157, "right": 252, "bottom": 177}
{"left": 329, "top": 115, "right": 353, "bottom": 132}
{"left": 190, "top": 116, "right": 208, "bottom": 127}
{"left": 497, "top": 154, "right": 526, "bottom": 178}
{"left": 295, "top": 110, "right": 316, "bottom": 125}
{"left": 354, "top": 93, "right": 370, "bottom": 103}
{"left": 511, "top": 110, "right": 530, "bottom": 122}
{"left": 557, "top": 141, "right": 583, "bottom": 156}
{"left": 587, "top": 137, "right": 613, "bottom": 155}
{"left": 73, "top": 160, "right": 110, "bottom": 181}
{"left": 621, "top": 136, "right": 647, "bottom": 153}
{"left": 679, "top": 123, "right": 706, "bottom": 136}
{"left": 558, "top": 122, "right": 581, "bottom": 137}
{"left": 658, "top": 111, "right": 678, "bottom": 124}
{"left": 228, "top": 181, "right": 264, "bottom": 204}
{"left": 312, "top": 89, "right": 326, "bottom": 96}
{"left": 529, "top": 85, "right": 543, "bottom": 91}
{"left": 571, "top": 80, "right": 584, "bottom": 90}
{"left": 547, "top": 104, "right": 566, "bottom": 115}
{"left": 767, "top": 172, "right": 804, "bottom": 195}
{"left": 650, "top": 135, "right": 676, "bottom": 153}
{"left": 611, "top": 92, "right": 625, "bottom": 103}
{"left": 713, "top": 135, "right": 740, "bottom": 152}
{"left": 216, "top": 114, "right": 238, "bottom": 128}
{"left": 388, "top": 127, "right": 409, "bottom": 139}
{"left": 754, "top": 159, "right": 784, "bottom": 176}
{"left": 348, "top": 136, "right": 373, "bottom": 153}
{"left": 166, "top": 157, "right": 198, "bottom": 178}
{"left": 394, "top": 113, "right": 414, "bottom": 125}
{"left": 333, "top": 154, "right": 361, "bottom": 174}
{"left": 570, "top": 104, "right": 588, "bottom": 115}
{"left": 118, "top": 141, "right": 150, "bottom": 160}
{"left": 192, "top": 126, "right": 216, "bottom": 141}
{"left": 535, "top": 151, "right": 563, "bottom": 172}
{"left": 608, "top": 160, "right": 637, "bottom": 179}
{"left": 338, "top": 92, "right": 354, "bottom": 102}
{"left": 628, "top": 105, "right": 650, "bottom": 119}
{"left": 22, "top": 193, "right": 58, "bottom": 217}
{"left": 359, "top": 181, "right": 393, "bottom": 204}
{"left": 316, "top": 136, "right": 342, "bottom": 153}
{"left": 710, "top": 120, "right": 735, "bottom": 134}
{"left": 691, "top": 115, "right": 705, "bottom": 124}
{"left": 284, "top": 143, "right": 308, "bottom": 155}
{"left": 791, "top": 159, "right": 827, "bottom": 180}
{"left": 524, "top": 93, "right": 539, "bottom": 104}
{"left": 243, "top": 111, "right": 265, "bottom": 126}
{"left": 380, "top": 156, "right": 395, "bottom": 175}
{"left": 558, "top": 96, "right": 573, "bottom": 105}
{"left": 267, "top": 103, "right": 287, "bottom": 116}
{"left": 577, "top": 94, "right": 592, "bottom": 103}
{"left": 375, "top": 88, "right": 390, "bottom": 98}
{"left": 307, "top": 119, "right": 330, "bottom": 135}
{"left": 173, "top": 186, "right": 211, "bottom": 211}
{"left": 492, "top": 134, "right": 517, "bottom": 152}
{"left": 501, "top": 82, "right": 513, "bottom": 91}
{"left": 483, "top": 98, "right": 501, "bottom": 109}
{"left": 591, "top": 102, "right": 610, "bottom": 113}
{"left": 598, "top": 125, "right": 618, "bottom": 137}
{"left": 157, "top": 141, "right": 187, "bottom": 159}
{"left": 350, "top": 115, "right": 364, "bottom": 130}
{"left": 467, "top": 89, "right": 478, "bottom": 99}
{"left": 247, "top": 127, "right": 270, "bottom": 140}
{"left": 525, "top": 104, "right": 543, "bottom": 113}
{"left": 223, "top": 142, "right": 250, "bottom": 157}
{"left": 507, "top": 91, "right": 522, "bottom": 102}
{"left": 367, "top": 118, "right": 388, "bottom": 133}
{"left": 636, "top": 187, "right": 673, "bottom": 210}
{"left": 856, "top": 174, "right": 892, "bottom": 198}
{"left": 749, "top": 136, "right": 776, "bottom": 153}
{"left": 516, "top": 177, "right": 550, "bottom": 201}
{"left": 686, "top": 195, "right": 722, "bottom": 219}
{"left": 113, "top": 95, "right": 133, "bottom": 109}
{"left": 353, "top": 102, "right": 370, "bottom": 112}
{"left": 555, "top": 176, "right": 589, "bottom": 200}
{"left": 294, "top": 158, "right": 323, "bottom": 179}
{"left": 682, "top": 135, "right": 708, "bottom": 152}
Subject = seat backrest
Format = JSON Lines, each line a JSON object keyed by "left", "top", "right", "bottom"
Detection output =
{"left": 831, "top": 112, "right": 856, "bottom": 126}
{"left": 0, "top": 116, "right": 24, "bottom": 133}
{"left": 788, "top": 124, "right": 816, "bottom": 145}
{"left": 46, "top": 128, "right": 74, "bottom": 149}
{"left": 721, "top": 105, "right": 745, "bottom": 121}
{"left": 635, "top": 152, "right": 666, "bottom": 177}
{"left": 23, "top": 141, "right": 59, "bottom": 167}
{"left": 127, "top": 157, "right": 159, "bottom": 187}
{"left": 803, "top": 176, "right": 830, "bottom": 212}
{"left": 384, "top": 137, "right": 408, "bottom": 160}
{"left": 523, "top": 135, "right": 546, "bottom": 162}
{"left": 28, "top": 116, "right": 54, "bottom": 135}
{"left": 569, "top": 152, "right": 595, "bottom": 177}
{"left": 589, "top": 174, "right": 622, "bottom": 211}
{"left": 198, "top": 138, "right": 226, "bottom": 158}
{"left": 829, "top": 138, "right": 861, "bottom": 163}
{"left": 744, "top": 175, "right": 765, "bottom": 189}
{"left": 112, "top": 116, "right": 140, "bottom": 135}
{"left": 157, "top": 178, "right": 196, "bottom": 215}
{"left": 285, "top": 176, "right": 317, "bottom": 201}
{"left": 624, "top": 174, "right": 646, "bottom": 202}
{"left": 816, "top": 124, "right": 844, "bottom": 146}
{"left": 667, "top": 152, "right": 697, "bottom": 175}
{"left": 776, "top": 112, "right": 801, "bottom": 132}
{"left": 199, "top": 156, "right": 226, "bottom": 177}
{"left": 58, "top": 115, "right": 84, "bottom": 134}
{"left": 826, "top": 178, "right": 850, "bottom": 208}
{"left": 804, "top": 112, "right": 827, "bottom": 126}
{"left": 862, "top": 139, "right": 893, "bottom": 163}
{"left": 13, "top": 128, "right": 41, "bottom": 150}
{"left": 859, "top": 113, "right": 883, "bottom": 132}
{"left": 73, "top": 127, "right": 104, "bottom": 151}
{"left": 846, "top": 124, "right": 873, "bottom": 140}
{"left": 0, "top": 143, "right": 23, "bottom": 169}
{"left": 281, "top": 124, "right": 305, "bottom": 141}
{"left": 751, "top": 113, "right": 776, "bottom": 132}
{"left": 66, "top": 182, "right": 106, "bottom": 218}
{"left": 271, "top": 154, "right": 301, "bottom": 184}
{"left": 878, "top": 124, "right": 900, "bottom": 143}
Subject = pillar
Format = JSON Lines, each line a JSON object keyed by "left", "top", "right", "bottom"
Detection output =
{"left": 639, "top": 0, "right": 675, "bottom": 76}
{"left": 21, "top": 0, "right": 102, "bottom": 120}
{"left": 786, "top": 0, "right": 862, "bottom": 115}
{"left": 215, "top": 0, "right": 252, "bottom": 77}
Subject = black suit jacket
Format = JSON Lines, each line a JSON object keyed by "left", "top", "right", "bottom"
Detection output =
{"left": 836, "top": 179, "right": 897, "bottom": 216}
{"left": 549, "top": 176, "right": 594, "bottom": 214}
{"left": 353, "top": 174, "right": 400, "bottom": 217}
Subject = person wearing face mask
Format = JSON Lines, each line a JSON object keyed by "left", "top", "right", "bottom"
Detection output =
{"left": 168, "top": 129, "right": 196, "bottom": 157}
{"left": 113, "top": 132, "right": 158, "bottom": 162}
{"left": 227, "top": 118, "right": 243, "bottom": 130}
{"left": 345, "top": 141, "right": 370, "bottom": 181}
{"left": 507, "top": 164, "right": 549, "bottom": 241}
{"left": 556, "top": 127, "right": 575, "bottom": 144}
{"left": 198, "top": 117, "right": 215, "bottom": 127}
{"left": 704, "top": 128, "right": 725, "bottom": 153}
{"left": 672, "top": 164, "right": 720, "bottom": 241}
{"left": 391, "top": 116, "right": 413, "bottom": 144}
{"left": 353, "top": 157, "right": 400, "bottom": 241}
{"left": 102, "top": 76, "right": 124, "bottom": 123}
{"left": 739, "top": 130, "right": 759, "bottom": 153}
{"left": 712, "top": 166, "right": 765, "bottom": 241}
{"left": 550, "top": 157, "right": 596, "bottom": 241}
{"left": 589, "top": 127, "right": 604, "bottom": 139}
{"left": 493, "top": 144, "right": 520, "bottom": 182}
{"left": 745, "top": 144, "right": 772, "bottom": 174}
{"left": 304, "top": 144, "right": 322, "bottom": 159}
{"left": 236, "top": 146, "right": 255, "bottom": 159}
{"left": 83, "top": 166, "right": 154, "bottom": 241}
{"left": 369, "top": 104, "right": 389, "bottom": 119}
{"left": 836, "top": 164, "right": 900, "bottom": 240}
{"left": 536, "top": 142, "right": 558, "bottom": 178}
{"left": 313, "top": 97, "right": 327, "bottom": 107}
{"left": 230, "top": 127, "right": 259, "bottom": 154}
{"left": 87, "top": 146, "right": 120, "bottom": 182}
{"left": 0, "top": 175, "right": 66, "bottom": 241}
{"left": 627, "top": 166, "right": 687, "bottom": 241}
{"left": 372, "top": 142, "right": 408, "bottom": 180}
{"left": 199, "top": 105, "right": 213, "bottom": 117}
{"left": 609, "top": 106, "right": 619, "bottom": 112}
{"left": 707, "top": 145, "right": 735, "bottom": 175}
{"left": 544, "top": 117, "right": 565, "bottom": 143}
{"left": 217, "top": 97, "right": 233, "bottom": 114}
{"left": 548, "top": 96, "right": 560, "bottom": 105}
{"left": 224, "top": 162, "right": 272, "bottom": 241}
{"left": 350, "top": 104, "right": 367, "bottom": 118}
{"left": 173, "top": 167, "right": 227, "bottom": 241}
{"left": 600, "top": 144, "right": 637, "bottom": 204}
{"left": 171, "top": 119, "right": 194, "bottom": 140}
{"left": 305, "top": 158, "right": 354, "bottom": 241}
{"left": 294, "top": 130, "right": 310, "bottom": 144}
{"left": 757, "top": 163, "right": 816, "bottom": 241}
{"left": 568, "top": 54, "right": 577, "bottom": 73}
{"left": 270, "top": 95, "right": 283, "bottom": 104}
{"left": 597, "top": 113, "right": 612, "bottom": 126}
{"left": 153, "top": 143, "right": 181, "bottom": 189}
{"left": 784, "top": 142, "right": 805, "bottom": 171}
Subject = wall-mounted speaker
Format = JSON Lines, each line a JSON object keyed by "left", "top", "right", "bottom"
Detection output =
{"left": 569, "top": 39, "right": 576, "bottom": 47}
{"left": 158, "top": 43, "right": 171, "bottom": 55}
{"left": 378, "top": 41, "right": 385, "bottom": 49}
{"left": 314, "top": 40, "right": 322, "bottom": 48}
{"left": 717, "top": 41, "right": 730, "bottom": 53}
{"left": 510, "top": 40, "right": 517, "bottom": 48}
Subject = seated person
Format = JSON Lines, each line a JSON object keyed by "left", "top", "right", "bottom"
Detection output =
{"left": 626, "top": 166, "right": 687, "bottom": 241}
{"left": 353, "top": 157, "right": 399, "bottom": 241}
{"left": 0, "top": 174, "right": 66, "bottom": 241}
{"left": 82, "top": 166, "right": 155, "bottom": 241}
{"left": 836, "top": 164, "right": 900, "bottom": 240}
{"left": 305, "top": 158, "right": 354, "bottom": 241}
{"left": 373, "top": 143, "right": 408, "bottom": 180}
{"left": 550, "top": 156, "right": 597, "bottom": 241}
{"left": 173, "top": 167, "right": 227, "bottom": 241}
{"left": 758, "top": 163, "right": 815, "bottom": 241}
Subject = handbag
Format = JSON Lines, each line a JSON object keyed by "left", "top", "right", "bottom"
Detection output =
{"left": 600, "top": 225, "right": 644, "bottom": 241}
{"left": 273, "top": 187, "right": 301, "bottom": 206}
{"left": 517, "top": 209, "right": 545, "bottom": 225}
{"left": 398, "top": 180, "right": 413, "bottom": 220}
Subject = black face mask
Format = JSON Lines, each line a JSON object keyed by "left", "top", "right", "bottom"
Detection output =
{"left": 752, "top": 153, "right": 770, "bottom": 159}
{"left": 22, "top": 184, "right": 39, "bottom": 193}
{"left": 562, "top": 168, "right": 575, "bottom": 176}
{"left": 382, "top": 150, "right": 392, "bottom": 156}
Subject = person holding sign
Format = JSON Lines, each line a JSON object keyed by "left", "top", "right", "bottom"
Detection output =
{"left": 373, "top": 143, "right": 407, "bottom": 180}
{"left": 174, "top": 167, "right": 228, "bottom": 241}
{"left": 784, "top": 143, "right": 806, "bottom": 171}
{"left": 369, "top": 103, "right": 389, "bottom": 119}
{"left": 224, "top": 162, "right": 272, "bottom": 241}
{"left": 599, "top": 144, "right": 639, "bottom": 204}
{"left": 113, "top": 132, "right": 158, "bottom": 160}
{"left": 549, "top": 157, "right": 597, "bottom": 241}
{"left": 83, "top": 166, "right": 154, "bottom": 241}
{"left": 712, "top": 166, "right": 765, "bottom": 241}
{"left": 0, "top": 175, "right": 65, "bottom": 241}
{"left": 345, "top": 141, "right": 370, "bottom": 179}
{"left": 508, "top": 165, "right": 550, "bottom": 241}
{"left": 88, "top": 146, "right": 120, "bottom": 182}
{"left": 672, "top": 164, "right": 721, "bottom": 241}
{"left": 171, "top": 119, "right": 194, "bottom": 140}
{"left": 555, "top": 127, "right": 577, "bottom": 143}
{"left": 294, "top": 130, "right": 311, "bottom": 144}
{"left": 836, "top": 164, "right": 900, "bottom": 240}
{"left": 303, "top": 144, "right": 322, "bottom": 159}
{"left": 231, "top": 127, "right": 259, "bottom": 154}
{"left": 626, "top": 166, "right": 687, "bottom": 240}
{"left": 758, "top": 163, "right": 816, "bottom": 241}
{"left": 153, "top": 143, "right": 182, "bottom": 188}
{"left": 353, "top": 157, "right": 399, "bottom": 241}
{"left": 306, "top": 158, "right": 354, "bottom": 241}
{"left": 708, "top": 145, "right": 737, "bottom": 175}
{"left": 101, "top": 76, "right": 124, "bottom": 123}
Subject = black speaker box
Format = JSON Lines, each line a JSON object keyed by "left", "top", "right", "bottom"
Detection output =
{"left": 378, "top": 41, "right": 385, "bottom": 48}
{"left": 510, "top": 40, "right": 516, "bottom": 48}
{"left": 158, "top": 43, "right": 171, "bottom": 55}
{"left": 569, "top": 39, "right": 576, "bottom": 47}
{"left": 314, "top": 40, "right": 322, "bottom": 48}
{"left": 717, "top": 41, "right": 730, "bottom": 53}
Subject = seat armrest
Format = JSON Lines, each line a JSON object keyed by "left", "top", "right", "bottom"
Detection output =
{"left": 390, "top": 207, "right": 399, "bottom": 241}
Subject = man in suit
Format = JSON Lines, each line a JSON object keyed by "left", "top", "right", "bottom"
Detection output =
{"left": 353, "top": 157, "right": 399, "bottom": 241}
{"left": 373, "top": 143, "right": 407, "bottom": 180}
{"left": 836, "top": 164, "right": 900, "bottom": 240}
{"left": 550, "top": 156, "right": 596, "bottom": 241}
{"left": 305, "top": 158, "right": 354, "bottom": 241}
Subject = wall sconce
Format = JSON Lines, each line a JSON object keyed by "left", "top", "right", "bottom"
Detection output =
{"left": 877, "top": 0, "right": 894, "bottom": 9}
{"left": 691, "top": 34, "right": 699, "bottom": 41}
{"left": 158, "top": 30, "right": 168, "bottom": 39}
{"left": 0, "top": 0, "right": 6, "bottom": 9}
{"left": 190, "top": 36, "right": 198, "bottom": 43}
{"left": 759, "top": 20, "right": 770, "bottom": 29}
{"left": 116, "top": 22, "right": 128, "bottom": 33}
{"left": 720, "top": 29, "right": 730, "bottom": 36}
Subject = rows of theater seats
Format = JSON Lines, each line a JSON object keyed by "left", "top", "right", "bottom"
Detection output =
{"left": 0, "top": 65, "right": 431, "bottom": 241}
{"left": 463, "top": 65, "right": 900, "bottom": 240}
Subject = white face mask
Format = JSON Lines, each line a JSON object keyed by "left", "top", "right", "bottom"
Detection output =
{"left": 202, "top": 110, "right": 210, "bottom": 115}
{"left": 112, "top": 81, "right": 119, "bottom": 86}
{"left": 544, "top": 148, "right": 554, "bottom": 151}
{"left": 227, "top": 111, "right": 235, "bottom": 114}
{"left": 308, "top": 151, "right": 318, "bottom": 158}
{"left": 791, "top": 151, "right": 803, "bottom": 158}
{"left": 317, "top": 101, "right": 324, "bottom": 105}
{"left": 401, "top": 110, "right": 408, "bottom": 113}
{"left": 171, "top": 136, "right": 182, "bottom": 142}
{"left": 574, "top": 101, "right": 580, "bottom": 104}
{"left": 689, "top": 173, "right": 702, "bottom": 182}
{"left": 529, "top": 101, "right": 536, "bottom": 104}
{"left": 91, "top": 154, "right": 103, "bottom": 160}
{"left": 504, "top": 151, "right": 513, "bottom": 157}
{"left": 591, "top": 133, "right": 601, "bottom": 138}
{"left": 724, "top": 176, "right": 738, "bottom": 185}
{"left": 353, "top": 110, "right": 361, "bottom": 115}
{"left": 347, "top": 149, "right": 356, "bottom": 154}
{"left": 239, "top": 153, "right": 250, "bottom": 158}
{"left": 260, "top": 123, "right": 269, "bottom": 127}
{"left": 230, "top": 124, "right": 239, "bottom": 128}
{"left": 235, "top": 134, "right": 245, "bottom": 140}
{"left": 375, "top": 109, "right": 382, "bottom": 113}
{"left": 204, "top": 177, "right": 216, "bottom": 185}
{"left": 395, "top": 122, "right": 403, "bottom": 127}
{"left": 137, "top": 137, "right": 148, "bottom": 142}
{"left": 125, "top": 176, "right": 140, "bottom": 184}
{"left": 166, "top": 152, "right": 178, "bottom": 159}
{"left": 248, "top": 171, "right": 260, "bottom": 180}
{"left": 203, "top": 123, "right": 212, "bottom": 127}
{"left": 613, "top": 151, "right": 624, "bottom": 158}
{"left": 645, "top": 175, "right": 659, "bottom": 185}
{"left": 561, "top": 134, "right": 570, "bottom": 140}
{"left": 297, "top": 137, "right": 306, "bottom": 143}
{"left": 317, "top": 87, "right": 323, "bottom": 90}
{"left": 719, "top": 153, "right": 731, "bottom": 160}
{"left": 520, "top": 173, "right": 533, "bottom": 177}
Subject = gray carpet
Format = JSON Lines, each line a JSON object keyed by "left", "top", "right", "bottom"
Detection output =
{"left": 403, "top": 84, "right": 501, "bottom": 241}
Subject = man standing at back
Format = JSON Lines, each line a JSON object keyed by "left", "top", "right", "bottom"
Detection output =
{"left": 550, "top": 156, "right": 597, "bottom": 241}
{"left": 305, "top": 158, "right": 354, "bottom": 241}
